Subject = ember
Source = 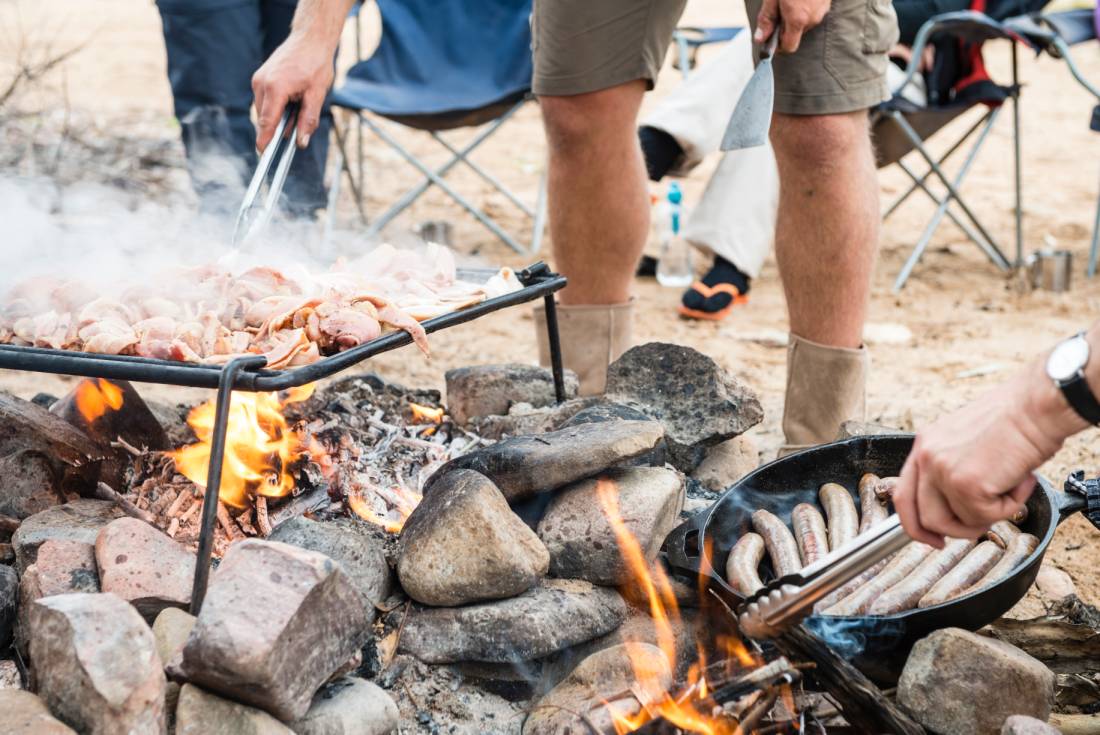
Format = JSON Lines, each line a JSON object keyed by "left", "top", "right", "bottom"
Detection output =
{"left": 409, "top": 402, "right": 444, "bottom": 424}
{"left": 347, "top": 481, "right": 422, "bottom": 533}
{"left": 170, "top": 385, "right": 325, "bottom": 508}
{"left": 74, "top": 378, "right": 123, "bottom": 423}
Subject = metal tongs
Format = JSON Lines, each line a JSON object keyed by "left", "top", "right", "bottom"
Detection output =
{"left": 738, "top": 515, "right": 911, "bottom": 639}
{"left": 231, "top": 102, "right": 301, "bottom": 249}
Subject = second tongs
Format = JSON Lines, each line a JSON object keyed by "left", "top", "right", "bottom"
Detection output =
{"left": 232, "top": 101, "right": 301, "bottom": 250}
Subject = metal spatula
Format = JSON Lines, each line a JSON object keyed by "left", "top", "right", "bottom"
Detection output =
{"left": 720, "top": 32, "right": 779, "bottom": 151}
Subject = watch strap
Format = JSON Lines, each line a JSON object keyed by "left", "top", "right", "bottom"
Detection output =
{"left": 1061, "top": 374, "right": 1100, "bottom": 426}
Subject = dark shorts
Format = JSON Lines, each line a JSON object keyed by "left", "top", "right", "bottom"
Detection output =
{"left": 531, "top": 0, "right": 899, "bottom": 115}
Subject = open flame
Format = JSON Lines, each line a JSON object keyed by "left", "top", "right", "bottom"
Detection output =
{"left": 74, "top": 378, "right": 124, "bottom": 422}
{"left": 409, "top": 402, "right": 444, "bottom": 424}
{"left": 595, "top": 478, "right": 763, "bottom": 734}
{"left": 170, "top": 384, "right": 324, "bottom": 509}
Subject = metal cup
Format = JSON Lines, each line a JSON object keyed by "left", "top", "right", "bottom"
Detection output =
{"left": 1028, "top": 249, "right": 1073, "bottom": 292}
{"left": 416, "top": 220, "right": 453, "bottom": 247}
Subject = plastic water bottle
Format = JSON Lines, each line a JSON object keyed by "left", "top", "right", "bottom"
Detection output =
{"left": 656, "top": 182, "right": 693, "bottom": 288}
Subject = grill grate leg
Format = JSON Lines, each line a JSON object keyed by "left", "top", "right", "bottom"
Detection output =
{"left": 189, "top": 355, "right": 268, "bottom": 615}
{"left": 543, "top": 294, "right": 565, "bottom": 403}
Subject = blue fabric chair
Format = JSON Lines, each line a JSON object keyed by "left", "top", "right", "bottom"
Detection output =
{"left": 328, "top": 0, "right": 545, "bottom": 254}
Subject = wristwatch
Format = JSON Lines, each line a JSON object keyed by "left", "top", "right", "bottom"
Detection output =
{"left": 1046, "top": 332, "right": 1100, "bottom": 425}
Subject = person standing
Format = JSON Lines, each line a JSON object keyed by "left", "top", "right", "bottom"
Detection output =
{"left": 156, "top": 0, "right": 332, "bottom": 218}
{"left": 249, "top": 0, "right": 898, "bottom": 454}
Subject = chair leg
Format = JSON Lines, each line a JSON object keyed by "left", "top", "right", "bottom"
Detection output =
{"left": 331, "top": 113, "right": 369, "bottom": 225}
{"left": 430, "top": 131, "right": 536, "bottom": 218}
{"left": 364, "top": 116, "right": 528, "bottom": 254}
{"left": 897, "top": 159, "right": 994, "bottom": 251}
{"left": 361, "top": 107, "right": 522, "bottom": 238}
{"left": 891, "top": 110, "right": 1011, "bottom": 271}
{"left": 321, "top": 140, "right": 344, "bottom": 257}
{"left": 1089, "top": 168, "right": 1100, "bottom": 278}
{"left": 882, "top": 113, "right": 988, "bottom": 221}
{"left": 1011, "top": 44, "right": 1025, "bottom": 269}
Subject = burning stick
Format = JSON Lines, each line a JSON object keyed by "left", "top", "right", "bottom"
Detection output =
{"left": 95, "top": 482, "right": 155, "bottom": 525}
{"left": 255, "top": 496, "right": 272, "bottom": 537}
{"left": 216, "top": 502, "right": 243, "bottom": 540}
{"left": 110, "top": 437, "right": 145, "bottom": 458}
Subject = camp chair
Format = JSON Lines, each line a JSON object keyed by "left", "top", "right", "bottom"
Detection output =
{"left": 328, "top": 0, "right": 546, "bottom": 254}
{"left": 876, "top": 10, "right": 1044, "bottom": 291}
{"left": 671, "top": 27, "right": 743, "bottom": 77}
{"left": 1003, "top": 9, "right": 1100, "bottom": 276}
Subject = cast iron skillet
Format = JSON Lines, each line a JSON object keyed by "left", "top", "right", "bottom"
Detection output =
{"left": 664, "top": 434, "right": 1099, "bottom": 678}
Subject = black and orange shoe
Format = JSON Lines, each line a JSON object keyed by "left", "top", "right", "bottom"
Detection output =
{"left": 677, "top": 257, "right": 751, "bottom": 322}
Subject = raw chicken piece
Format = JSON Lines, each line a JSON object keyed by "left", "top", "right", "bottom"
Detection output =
{"left": 320, "top": 309, "right": 382, "bottom": 351}
{"left": 80, "top": 318, "right": 138, "bottom": 355}
{"left": 77, "top": 297, "right": 135, "bottom": 328}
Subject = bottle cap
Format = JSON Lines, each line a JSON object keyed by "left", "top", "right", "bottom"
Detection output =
{"left": 667, "top": 181, "right": 682, "bottom": 205}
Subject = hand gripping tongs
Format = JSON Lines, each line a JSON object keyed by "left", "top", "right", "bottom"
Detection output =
{"left": 737, "top": 515, "right": 911, "bottom": 639}
{"left": 231, "top": 101, "right": 301, "bottom": 250}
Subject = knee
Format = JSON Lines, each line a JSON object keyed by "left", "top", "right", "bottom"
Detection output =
{"left": 539, "top": 83, "right": 644, "bottom": 156}
{"left": 770, "top": 112, "right": 869, "bottom": 169}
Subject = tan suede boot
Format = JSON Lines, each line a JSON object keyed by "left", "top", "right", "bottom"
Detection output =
{"left": 779, "top": 333, "right": 869, "bottom": 457}
{"left": 534, "top": 300, "right": 634, "bottom": 396}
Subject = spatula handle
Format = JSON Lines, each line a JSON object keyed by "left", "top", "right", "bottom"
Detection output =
{"left": 762, "top": 29, "right": 780, "bottom": 59}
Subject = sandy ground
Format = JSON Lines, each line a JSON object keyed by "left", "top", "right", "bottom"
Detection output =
{"left": 2, "top": 0, "right": 1100, "bottom": 607}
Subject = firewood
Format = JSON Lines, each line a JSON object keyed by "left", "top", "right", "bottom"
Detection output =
{"left": 164, "top": 488, "right": 190, "bottom": 519}
{"left": 166, "top": 517, "right": 180, "bottom": 538}
{"left": 1051, "top": 714, "right": 1100, "bottom": 735}
{"left": 216, "top": 502, "right": 243, "bottom": 540}
{"left": 255, "top": 496, "right": 272, "bottom": 537}
{"left": 95, "top": 482, "right": 155, "bottom": 525}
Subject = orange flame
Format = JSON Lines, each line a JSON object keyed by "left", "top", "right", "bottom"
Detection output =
{"left": 347, "top": 481, "right": 422, "bottom": 533}
{"left": 170, "top": 384, "right": 323, "bottom": 509}
{"left": 75, "top": 378, "right": 124, "bottom": 422}
{"left": 594, "top": 478, "right": 761, "bottom": 734}
{"left": 409, "top": 402, "right": 444, "bottom": 424}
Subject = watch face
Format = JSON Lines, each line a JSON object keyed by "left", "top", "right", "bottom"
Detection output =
{"left": 1048, "top": 335, "right": 1090, "bottom": 382}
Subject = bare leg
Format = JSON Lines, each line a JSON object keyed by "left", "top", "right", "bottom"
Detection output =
{"left": 540, "top": 81, "right": 649, "bottom": 305}
{"left": 771, "top": 111, "right": 878, "bottom": 347}
{"left": 773, "top": 111, "right": 878, "bottom": 452}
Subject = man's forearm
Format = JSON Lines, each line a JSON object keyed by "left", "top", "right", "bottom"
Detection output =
{"left": 291, "top": 0, "right": 357, "bottom": 47}
{"left": 1019, "top": 323, "right": 1099, "bottom": 450}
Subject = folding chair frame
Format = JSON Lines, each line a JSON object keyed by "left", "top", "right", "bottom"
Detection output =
{"left": 329, "top": 97, "right": 548, "bottom": 256}
{"left": 885, "top": 12, "right": 1027, "bottom": 291}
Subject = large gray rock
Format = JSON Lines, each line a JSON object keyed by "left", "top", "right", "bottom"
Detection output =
{"left": 0, "top": 393, "right": 105, "bottom": 520}
{"left": 153, "top": 607, "right": 196, "bottom": 716}
{"left": 445, "top": 364, "right": 579, "bottom": 425}
{"left": 898, "top": 628, "right": 1055, "bottom": 735}
{"left": 291, "top": 677, "right": 400, "bottom": 735}
{"left": 0, "top": 564, "right": 15, "bottom": 648}
{"left": 426, "top": 420, "right": 665, "bottom": 503}
{"left": 29, "top": 592, "right": 167, "bottom": 735}
{"left": 15, "top": 539, "right": 99, "bottom": 658}
{"left": 691, "top": 434, "right": 759, "bottom": 492}
{"left": 401, "top": 579, "right": 627, "bottom": 664}
{"left": 1001, "top": 716, "right": 1060, "bottom": 735}
{"left": 524, "top": 643, "right": 672, "bottom": 735}
{"left": 604, "top": 343, "right": 763, "bottom": 472}
{"left": 177, "top": 539, "right": 371, "bottom": 722}
{"left": 268, "top": 516, "right": 391, "bottom": 620}
{"left": 398, "top": 469, "right": 548, "bottom": 606}
{"left": 0, "top": 690, "right": 78, "bottom": 734}
{"left": 12, "top": 499, "right": 123, "bottom": 574}
{"left": 95, "top": 517, "right": 195, "bottom": 621}
{"left": 471, "top": 397, "right": 600, "bottom": 440}
{"left": 536, "top": 467, "right": 684, "bottom": 585}
{"left": 175, "top": 684, "right": 293, "bottom": 735}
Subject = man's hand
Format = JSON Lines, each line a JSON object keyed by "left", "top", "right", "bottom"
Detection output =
{"left": 755, "top": 0, "right": 832, "bottom": 53}
{"left": 252, "top": 33, "right": 334, "bottom": 151}
{"left": 894, "top": 361, "right": 1085, "bottom": 547}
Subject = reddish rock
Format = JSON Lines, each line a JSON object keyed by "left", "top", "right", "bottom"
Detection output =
{"left": 12, "top": 499, "right": 122, "bottom": 574}
{"left": 15, "top": 539, "right": 99, "bottom": 657}
{"left": 95, "top": 517, "right": 195, "bottom": 620}
{"left": 177, "top": 540, "right": 371, "bottom": 722}
{"left": 29, "top": 592, "right": 166, "bottom": 734}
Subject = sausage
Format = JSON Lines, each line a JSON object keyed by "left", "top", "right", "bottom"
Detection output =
{"left": 791, "top": 503, "right": 830, "bottom": 567}
{"left": 873, "top": 476, "right": 899, "bottom": 502}
{"left": 813, "top": 555, "right": 893, "bottom": 613}
{"left": 822, "top": 542, "right": 932, "bottom": 616}
{"left": 819, "top": 483, "right": 859, "bottom": 551}
{"left": 964, "top": 533, "right": 1040, "bottom": 595}
{"left": 987, "top": 520, "right": 1022, "bottom": 549}
{"left": 867, "top": 538, "right": 975, "bottom": 615}
{"left": 917, "top": 541, "right": 1004, "bottom": 608}
{"left": 857, "top": 473, "right": 890, "bottom": 533}
{"left": 726, "top": 533, "right": 766, "bottom": 596}
{"left": 751, "top": 509, "right": 801, "bottom": 578}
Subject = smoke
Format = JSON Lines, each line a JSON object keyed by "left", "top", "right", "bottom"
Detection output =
{"left": 803, "top": 614, "right": 907, "bottom": 660}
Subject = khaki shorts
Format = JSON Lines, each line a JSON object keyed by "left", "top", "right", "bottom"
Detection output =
{"left": 531, "top": 0, "right": 899, "bottom": 116}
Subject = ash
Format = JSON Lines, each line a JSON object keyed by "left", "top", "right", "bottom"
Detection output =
{"left": 121, "top": 373, "right": 484, "bottom": 557}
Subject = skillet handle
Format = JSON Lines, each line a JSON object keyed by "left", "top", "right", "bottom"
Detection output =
{"left": 662, "top": 512, "right": 708, "bottom": 581}
{"left": 1061, "top": 471, "right": 1100, "bottom": 530}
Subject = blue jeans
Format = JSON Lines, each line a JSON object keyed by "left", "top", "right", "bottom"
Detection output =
{"left": 157, "top": 0, "right": 331, "bottom": 217}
